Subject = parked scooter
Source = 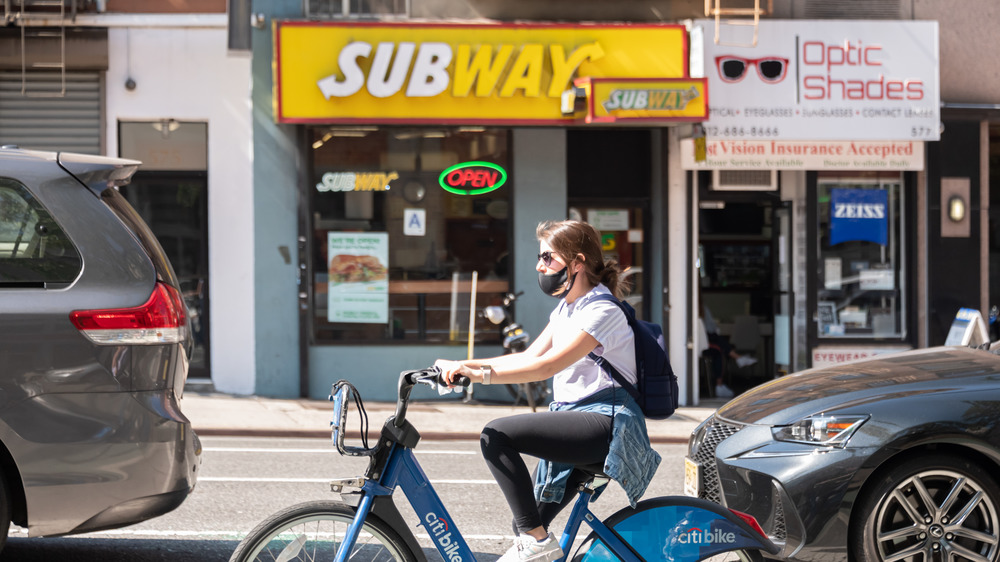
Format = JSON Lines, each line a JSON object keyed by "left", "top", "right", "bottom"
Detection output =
{"left": 483, "top": 291, "right": 549, "bottom": 411}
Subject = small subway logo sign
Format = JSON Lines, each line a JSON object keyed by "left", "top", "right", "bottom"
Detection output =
{"left": 438, "top": 161, "right": 507, "bottom": 195}
{"left": 602, "top": 86, "right": 701, "bottom": 113}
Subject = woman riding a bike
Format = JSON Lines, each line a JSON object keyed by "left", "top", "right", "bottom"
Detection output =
{"left": 435, "top": 219, "right": 661, "bottom": 562}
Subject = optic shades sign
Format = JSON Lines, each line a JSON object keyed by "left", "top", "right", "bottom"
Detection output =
{"left": 695, "top": 20, "right": 940, "bottom": 141}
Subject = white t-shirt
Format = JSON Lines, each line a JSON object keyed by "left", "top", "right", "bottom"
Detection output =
{"left": 549, "top": 285, "right": 637, "bottom": 404}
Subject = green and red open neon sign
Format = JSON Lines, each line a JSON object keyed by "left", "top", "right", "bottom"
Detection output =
{"left": 438, "top": 161, "right": 507, "bottom": 195}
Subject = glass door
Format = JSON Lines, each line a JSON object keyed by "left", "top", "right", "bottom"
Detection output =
{"left": 773, "top": 204, "right": 793, "bottom": 376}
{"left": 119, "top": 121, "right": 210, "bottom": 379}
{"left": 119, "top": 172, "right": 209, "bottom": 378}
{"left": 698, "top": 198, "right": 776, "bottom": 394}
{"left": 570, "top": 204, "right": 647, "bottom": 318}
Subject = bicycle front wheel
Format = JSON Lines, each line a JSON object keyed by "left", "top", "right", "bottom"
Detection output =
{"left": 229, "top": 500, "right": 418, "bottom": 562}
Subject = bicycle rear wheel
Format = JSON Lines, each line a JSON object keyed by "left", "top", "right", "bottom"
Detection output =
{"left": 569, "top": 497, "right": 768, "bottom": 562}
{"left": 700, "top": 551, "right": 764, "bottom": 561}
{"left": 571, "top": 536, "right": 763, "bottom": 562}
{"left": 229, "top": 500, "right": 417, "bottom": 562}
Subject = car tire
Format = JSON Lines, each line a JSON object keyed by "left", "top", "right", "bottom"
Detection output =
{"left": 851, "top": 454, "right": 1000, "bottom": 562}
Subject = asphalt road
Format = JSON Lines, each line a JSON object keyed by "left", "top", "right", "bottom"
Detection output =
{"left": 3, "top": 436, "right": 688, "bottom": 561}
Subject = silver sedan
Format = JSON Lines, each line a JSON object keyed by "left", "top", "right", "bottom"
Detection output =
{"left": 686, "top": 346, "right": 1000, "bottom": 562}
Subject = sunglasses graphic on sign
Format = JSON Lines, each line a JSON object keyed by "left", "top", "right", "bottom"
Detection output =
{"left": 715, "top": 55, "right": 789, "bottom": 84}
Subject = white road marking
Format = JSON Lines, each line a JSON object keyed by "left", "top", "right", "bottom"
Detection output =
{"left": 199, "top": 477, "right": 496, "bottom": 485}
{"left": 203, "top": 447, "right": 477, "bottom": 455}
{"left": 10, "top": 527, "right": 513, "bottom": 541}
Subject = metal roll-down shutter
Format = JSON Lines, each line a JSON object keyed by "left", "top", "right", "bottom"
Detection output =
{"left": 0, "top": 71, "right": 102, "bottom": 154}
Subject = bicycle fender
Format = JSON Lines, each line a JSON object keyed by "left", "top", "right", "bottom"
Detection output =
{"left": 342, "top": 491, "right": 428, "bottom": 562}
{"left": 585, "top": 496, "right": 780, "bottom": 562}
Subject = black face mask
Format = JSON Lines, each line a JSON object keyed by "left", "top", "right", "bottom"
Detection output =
{"left": 538, "top": 266, "right": 575, "bottom": 298}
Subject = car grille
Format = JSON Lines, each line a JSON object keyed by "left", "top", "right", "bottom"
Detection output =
{"left": 691, "top": 416, "right": 743, "bottom": 505}
{"left": 691, "top": 417, "right": 788, "bottom": 544}
{"left": 772, "top": 492, "right": 787, "bottom": 541}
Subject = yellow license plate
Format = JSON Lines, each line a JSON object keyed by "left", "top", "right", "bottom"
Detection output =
{"left": 683, "top": 457, "right": 701, "bottom": 498}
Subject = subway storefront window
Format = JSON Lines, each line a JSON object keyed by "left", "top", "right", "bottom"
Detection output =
{"left": 309, "top": 127, "right": 511, "bottom": 344}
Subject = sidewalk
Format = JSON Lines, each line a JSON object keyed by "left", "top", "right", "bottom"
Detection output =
{"left": 182, "top": 390, "right": 723, "bottom": 443}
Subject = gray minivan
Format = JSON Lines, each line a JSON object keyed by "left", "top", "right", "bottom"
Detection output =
{"left": 0, "top": 147, "right": 200, "bottom": 550}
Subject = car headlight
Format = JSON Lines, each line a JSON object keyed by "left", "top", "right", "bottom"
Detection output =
{"left": 772, "top": 414, "right": 869, "bottom": 447}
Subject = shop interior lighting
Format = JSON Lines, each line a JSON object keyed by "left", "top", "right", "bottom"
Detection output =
{"left": 331, "top": 126, "right": 377, "bottom": 138}
{"left": 948, "top": 195, "right": 966, "bottom": 222}
{"left": 151, "top": 119, "right": 180, "bottom": 138}
{"left": 312, "top": 127, "right": 379, "bottom": 148}
{"left": 312, "top": 132, "right": 333, "bottom": 149}
{"left": 393, "top": 130, "right": 448, "bottom": 140}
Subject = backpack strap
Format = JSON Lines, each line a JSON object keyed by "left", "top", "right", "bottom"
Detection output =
{"left": 582, "top": 293, "right": 640, "bottom": 400}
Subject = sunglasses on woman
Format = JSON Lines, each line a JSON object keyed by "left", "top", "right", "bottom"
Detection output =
{"left": 537, "top": 251, "right": 556, "bottom": 267}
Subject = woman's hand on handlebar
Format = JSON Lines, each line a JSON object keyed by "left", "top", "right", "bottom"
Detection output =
{"left": 433, "top": 359, "right": 477, "bottom": 386}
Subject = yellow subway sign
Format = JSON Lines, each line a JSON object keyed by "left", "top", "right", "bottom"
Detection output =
{"left": 274, "top": 22, "right": 688, "bottom": 124}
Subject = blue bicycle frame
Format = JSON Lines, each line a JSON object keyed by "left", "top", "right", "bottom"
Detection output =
{"left": 334, "top": 442, "right": 646, "bottom": 562}
{"left": 330, "top": 371, "right": 779, "bottom": 562}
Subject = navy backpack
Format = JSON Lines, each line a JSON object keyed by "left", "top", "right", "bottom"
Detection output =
{"left": 585, "top": 293, "right": 679, "bottom": 420}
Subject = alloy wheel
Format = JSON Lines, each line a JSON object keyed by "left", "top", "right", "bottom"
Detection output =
{"left": 873, "top": 469, "right": 1000, "bottom": 561}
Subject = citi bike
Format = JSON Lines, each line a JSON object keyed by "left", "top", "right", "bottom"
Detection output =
{"left": 229, "top": 368, "right": 779, "bottom": 562}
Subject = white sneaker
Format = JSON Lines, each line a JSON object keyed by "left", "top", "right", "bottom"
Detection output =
{"left": 715, "top": 384, "right": 735, "bottom": 398}
{"left": 497, "top": 532, "right": 563, "bottom": 562}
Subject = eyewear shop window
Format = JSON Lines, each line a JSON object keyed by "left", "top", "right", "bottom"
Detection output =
{"left": 310, "top": 127, "right": 511, "bottom": 344}
{"left": 816, "top": 175, "right": 907, "bottom": 339}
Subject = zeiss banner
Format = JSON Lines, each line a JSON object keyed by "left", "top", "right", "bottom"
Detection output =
{"left": 830, "top": 188, "right": 888, "bottom": 246}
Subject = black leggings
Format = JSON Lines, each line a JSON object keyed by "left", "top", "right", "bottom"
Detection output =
{"left": 480, "top": 410, "right": 613, "bottom": 533}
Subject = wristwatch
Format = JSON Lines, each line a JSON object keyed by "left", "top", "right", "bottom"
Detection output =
{"left": 480, "top": 365, "right": 492, "bottom": 385}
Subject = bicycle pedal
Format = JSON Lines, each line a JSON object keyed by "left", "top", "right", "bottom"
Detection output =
{"left": 330, "top": 477, "right": 366, "bottom": 493}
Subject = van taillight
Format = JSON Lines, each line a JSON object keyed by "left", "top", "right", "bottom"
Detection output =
{"left": 70, "top": 282, "right": 187, "bottom": 344}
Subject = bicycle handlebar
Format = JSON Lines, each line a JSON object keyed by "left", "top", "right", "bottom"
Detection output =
{"left": 395, "top": 367, "right": 469, "bottom": 428}
{"left": 330, "top": 367, "right": 470, "bottom": 456}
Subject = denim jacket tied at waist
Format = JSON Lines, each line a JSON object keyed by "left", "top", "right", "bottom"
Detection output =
{"left": 533, "top": 387, "right": 661, "bottom": 507}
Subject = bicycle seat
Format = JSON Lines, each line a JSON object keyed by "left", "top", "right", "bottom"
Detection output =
{"left": 577, "top": 463, "right": 611, "bottom": 490}
{"left": 578, "top": 463, "right": 608, "bottom": 478}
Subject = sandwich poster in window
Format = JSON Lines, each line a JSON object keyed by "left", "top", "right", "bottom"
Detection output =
{"left": 327, "top": 232, "right": 389, "bottom": 323}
